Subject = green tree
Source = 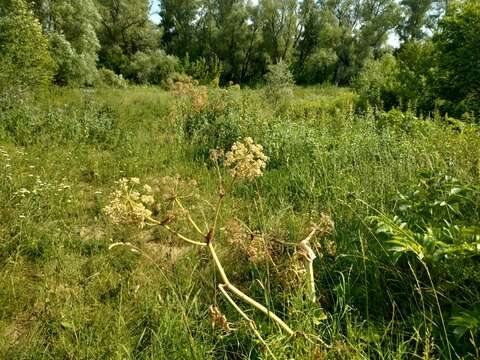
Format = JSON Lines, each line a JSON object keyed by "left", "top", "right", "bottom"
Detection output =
{"left": 433, "top": 0, "right": 480, "bottom": 117}
{"left": 160, "top": 0, "right": 200, "bottom": 57}
{"left": 397, "top": 0, "right": 434, "bottom": 43}
{"left": 0, "top": 0, "right": 55, "bottom": 91}
{"left": 314, "top": 0, "right": 400, "bottom": 84}
{"left": 210, "top": 0, "right": 251, "bottom": 83}
{"left": 395, "top": 40, "right": 436, "bottom": 112}
{"left": 295, "top": 0, "right": 321, "bottom": 67}
{"left": 32, "top": 0, "right": 100, "bottom": 85}
{"left": 257, "top": 0, "right": 299, "bottom": 64}
{"left": 96, "top": 0, "right": 160, "bottom": 74}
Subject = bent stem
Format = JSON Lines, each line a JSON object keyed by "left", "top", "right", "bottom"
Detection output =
{"left": 175, "top": 198, "right": 206, "bottom": 236}
{"left": 218, "top": 284, "right": 277, "bottom": 360}
{"left": 209, "top": 242, "right": 294, "bottom": 336}
{"left": 147, "top": 213, "right": 294, "bottom": 336}
{"left": 298, "top": 228, "right": 319, "bottom": 303}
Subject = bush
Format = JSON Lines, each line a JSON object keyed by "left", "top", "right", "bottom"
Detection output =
{"left": 182, "top": 54, "right": 223, "bottom": 85}
{"left": 263, "top": 60, "right": 295, "bottom": 107}
{"left": 96, "top": 68, "right": 128, "bottom": 88}
{"left": 299, "top": 48, "right": 338, "bottom": 84}
{"left": 0, "top": 0, "right": 55, "bottom": 92}
{"left": 433, "top": 0, "right": 480, "bottom": 119}
{"left": 182, "top": 90, "right": 245, "bottom": 158}
{"left": 395, "top": 41, "right": 436, "bottom": 114}
{"left": 127, "top": 50, "right": 180, "bottom": 85}
{"left": 353, "top": 54, "right": 399, "bottom": 110}
{"left": 48, "top": 32, "right": 96, "bottom": 86}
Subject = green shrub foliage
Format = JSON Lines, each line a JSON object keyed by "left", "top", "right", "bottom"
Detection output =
{"left": 0, "top": 0, "right": 55, "bottom": 91}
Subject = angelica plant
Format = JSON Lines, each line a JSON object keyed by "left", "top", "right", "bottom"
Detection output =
{"left": 104, "top": 137, "right": 331, "bottom": 351}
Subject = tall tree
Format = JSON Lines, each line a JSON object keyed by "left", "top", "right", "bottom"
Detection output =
{"left": 0, "top": 0, "right": 55, "bottom": 91}
{"left": 397, "top": 0, "right": 434, "bottom": 43}
{"left": 295, "top": 0, "right": 322, "bottom": 66}
{"left": 159, "top": 0, "right": 200, "bottom": 57}
{"left": 257, "top": 0, "right": 299, "bottom": 64}
{"left": 96, "top": 0, "right": 159, "bottom": 73}
{"left": 210, "top": 0, "right": 251, "bottom": 82}
{"left": 433, "top": 0, "right": 480, "bottom": 117}
{"left": 32, "top": 0, "right": 100, "bottom": 85}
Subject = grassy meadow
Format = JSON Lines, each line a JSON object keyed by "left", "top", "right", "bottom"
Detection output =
{"left": 0, "top": 85, "right": 479, "bottom": 359}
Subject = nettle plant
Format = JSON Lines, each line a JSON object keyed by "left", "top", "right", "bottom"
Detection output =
{"left": 103, "top": 137, "right": 332, "bottom": 349}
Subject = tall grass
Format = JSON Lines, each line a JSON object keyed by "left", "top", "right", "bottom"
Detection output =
{"left": 0, "top": 85, "right": 479, "bottom": 358}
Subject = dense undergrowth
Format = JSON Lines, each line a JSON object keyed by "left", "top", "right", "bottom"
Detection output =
{"left": 0, "top": 85, "right": 479, "bottom": 359}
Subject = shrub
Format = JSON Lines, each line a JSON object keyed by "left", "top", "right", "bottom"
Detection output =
{"left": 373, "top": 172, "right": 480, "bottom": 355}
{"left": 182, "top": 54, "right": 223, "bottom": 85}
{"left": 0, "top": 0, "right": 55, "bottom": 92}
{"left": 353, "top": 54, "right": 399, "bottom": 111}
{"left": 127, "top": 50, "right": 180, "bottom": 85}
{"left": 433, "top": 0, "right": 480, "bottom": 119}
{"left": 96, "top": 68, "right": 128, "bottom": 88}
{"left": 299, "top": 48, "right": 338, "bottom": 84}
{"left": 42, "top": 0, "right": 100, "bottom": 86}
{"left": 263, "top": 60, "right": 295, "bottom": 107}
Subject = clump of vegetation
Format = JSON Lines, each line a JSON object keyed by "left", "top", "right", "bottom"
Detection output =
{"left": 0, "top": 0, "right": 479, "bottom": 358}
{"left": 264, "top": 61, "right": 295, "bottom": 107}
{"left": 0, "top": 0, "right": 55, "bottom": 92}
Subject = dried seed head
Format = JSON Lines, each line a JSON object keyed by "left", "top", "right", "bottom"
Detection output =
{"left": 246, "top": 234, "right": 271, "bottom": 264}
{"left": 209, "top": 305, "right": 234, "bottom": 333}
{"left": 224, "top": 219, "right": 248, "bottom": 247}
{"left": 209, "top": 148, "right": 224, "bottom": 162}
{"left": 311, "top": 213, "right": 334, "bottom": 237}
{"left": 104, "top": 178, "right": 153, "bottom": 228}
{"left": 224, "top": 137, "right": 268, "bottom": 180}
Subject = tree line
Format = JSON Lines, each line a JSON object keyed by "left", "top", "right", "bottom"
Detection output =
{"left": 0, "top": 0, "right": 479, "bottom": 118}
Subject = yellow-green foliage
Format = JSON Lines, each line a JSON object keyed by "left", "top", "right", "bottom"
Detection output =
{"left": 0, "top": 0, "right": 55, "bottom": 91}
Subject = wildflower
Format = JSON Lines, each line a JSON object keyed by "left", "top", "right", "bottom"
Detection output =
{"left": 326, "top": 240, "right": 337, "bottom": 257}
{"left": 140, "top": 194, "right": 154, "bottom": 205}
{"left": 104, "top": 178, "right": 153, "bottom": 228}
{"left": 209, "top": 148, "right": 224, "bottom": 162}
{"left": 224, "top": 138, "right": 268, "bottom": 180}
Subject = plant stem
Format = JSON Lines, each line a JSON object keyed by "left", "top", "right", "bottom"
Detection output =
{"left": 208, "top": 242, "right": 294, "bottom": 336}
{"left": 421, "top": 260, "right": 452, "bottom": 360}
{"left": 175, "top": 198, "right": 205, "bottom": 236}
{"left": 218, "top": 284, "right": 278, "bottom": 359}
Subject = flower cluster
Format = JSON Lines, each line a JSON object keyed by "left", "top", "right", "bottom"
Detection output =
{"left": 104, "top": 178, "right": 154, "bottom": 228}
{"left": 224, "top": 137, "right": 268, "bottom": 180}
{"left": 1, "top": 147, "right": 12, "bottom": 180}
